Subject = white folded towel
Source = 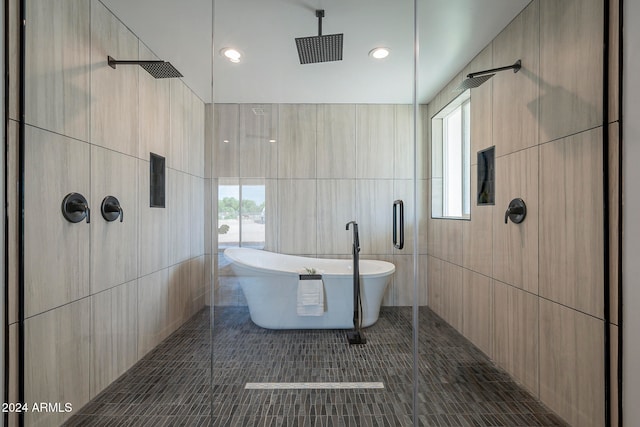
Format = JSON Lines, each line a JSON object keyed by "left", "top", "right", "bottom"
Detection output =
{"left": 297, "top": 274, "right": 324, "bottom": 316}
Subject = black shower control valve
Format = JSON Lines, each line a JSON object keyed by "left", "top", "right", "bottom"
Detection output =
{"left": 504, "top": 198, "right": 526, "bottom": 224}
{"left": 101, "top": 196, "right": 123, "bottom": 222}
{"left": 61, "top": 193, "right": 90, "bottom": 223}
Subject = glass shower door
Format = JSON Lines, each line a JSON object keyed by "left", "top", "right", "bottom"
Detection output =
{"left": 211, "top": 0, "right": 421, "bottom": 424}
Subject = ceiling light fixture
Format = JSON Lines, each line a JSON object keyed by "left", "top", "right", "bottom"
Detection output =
{"left": 369, "top": 47, "right": 390, "bottom": 59}
{"left": 220, "top": 48, "right": 242, "bottom": 63}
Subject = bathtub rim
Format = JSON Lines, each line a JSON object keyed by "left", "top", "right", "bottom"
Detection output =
{"left": 223, "top": 247, "right": 395, "bottom": 280}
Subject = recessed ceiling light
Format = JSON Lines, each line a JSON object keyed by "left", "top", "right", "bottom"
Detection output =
{"left": 220, "top": 48, "right": 242, "bottom": 63}
{"left": 369, "top": 47, "right": 390, "bottom": 59}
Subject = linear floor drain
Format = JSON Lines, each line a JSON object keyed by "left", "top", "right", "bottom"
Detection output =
{"left": 245, "top": 382, "right": 384, "bottom": 390}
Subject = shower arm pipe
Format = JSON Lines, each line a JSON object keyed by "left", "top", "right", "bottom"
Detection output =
{"left": 316, "top": 9, "right": 324, "bottom": 36}
{"left": 107, "top": 56, "right": 165, "bottom": 69}
{"left": 467, "top": 59, "right": 521, "bottom": 78}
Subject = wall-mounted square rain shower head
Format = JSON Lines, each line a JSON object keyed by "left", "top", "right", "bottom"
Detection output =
{"left": 455, "top": 59, "right": 521, "bottom": 91}
{"left": 456, "top": 74, "right": 495, "bottom": 91}
{"left": 107, "top": 56, "right": 183, "bottom": 79}
{"left": 295, "top": 9, "right": 344, "bottom": 64}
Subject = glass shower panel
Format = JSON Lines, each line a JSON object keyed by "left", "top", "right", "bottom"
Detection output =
{"left": 16, "top": 0, "right": 215, "bottom": 425}
{"left": 212, "top": 0, "right": 419, "bottom": 425}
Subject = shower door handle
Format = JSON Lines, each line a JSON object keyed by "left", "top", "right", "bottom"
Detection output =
{"left": 393, "top": 200, "right": 404, "bottom": 250}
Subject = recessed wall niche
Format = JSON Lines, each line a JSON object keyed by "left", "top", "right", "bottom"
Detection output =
{"left": 150, "top": 153, "right": 165, "bottom": 208}
{"left": 477, "top": 146, "right": 495, "bottom": 205}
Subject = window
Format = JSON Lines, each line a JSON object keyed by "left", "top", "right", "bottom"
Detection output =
{"left": 431, "top": 90, "right": 471, "bottom": 219}
{"left": 218, "top": 179, "right": 266, "bottom": 249}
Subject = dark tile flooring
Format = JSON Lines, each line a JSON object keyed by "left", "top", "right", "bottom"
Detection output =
{"left": 65, "top": 307, "right": 567, "bottom": 426}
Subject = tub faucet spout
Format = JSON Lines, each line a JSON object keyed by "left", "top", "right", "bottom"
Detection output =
{"left": 345, "top": 221, "right": 359, "bottom": 252}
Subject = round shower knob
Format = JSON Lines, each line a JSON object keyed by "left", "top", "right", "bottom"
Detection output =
{"left": 101, "top": 196, "right": 123, "bottom": 222}
{"left": 61, "top": 193, "right": 90, "bottom": 223}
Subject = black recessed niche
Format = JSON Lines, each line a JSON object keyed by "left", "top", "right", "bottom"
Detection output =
{"left": 150, "top": 153, "right": 165, "bottom": 208}
{"left": 477, "top": 146, "right": 495, "bottom": 206}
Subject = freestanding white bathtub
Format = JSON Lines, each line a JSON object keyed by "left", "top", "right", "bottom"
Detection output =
{"left": 223, "top": 248, "right": 395, "bottom": 329}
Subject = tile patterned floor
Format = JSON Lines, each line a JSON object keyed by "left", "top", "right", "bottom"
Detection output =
{"left": 65, "top": 306, "right": 567, "bottom": 426}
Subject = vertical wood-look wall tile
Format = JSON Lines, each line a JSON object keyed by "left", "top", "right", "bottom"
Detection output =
{"left": 539, "top": 128, "right": 603, "bottom": 318}
{"left": 356, "top": 180, "right": 393, "bottom": 255}
{"left": 111, "top": 280, "right": 138, "bottom": 383}
{"left": 205, "top": 104, "right": 214, "bottom": 179}
{"left": 467, "top": 44, "right": 493, "bottom": 161}
{"left": 427, "top": 256, "right": 443, "bottom": 315}
{"left": 441, "top": 261, "right": 463, "bottom": 331}
{"left": 316, "top": 179, "right": 355, "bottom": 255}
{"left": 278, "top": 104, "right": 317, "bottom": 179}
{"left": 539, "top": 299, "right": 605, "bottom": 427}
{"left": 316, "top": 104, "right": 356, "bottom": 179}
{"left": 168, "top": 261, "right": 190, "bottom": 334}
{"left": 26, "top": 0, "right": 90, "bottom": 140}
{"left": 356, "top": 105, "right": 394, "bottom": 179}
{"left": 189, "top": 93, "right": 205, "bottom": 177}
{"left": 138, "top": 159, "right": 169, "bottom": 276}
{"left": 190, "top": 176, "right": 205, "bottom": 257}
{"left": 493, "top": 281, "right": 539, "bottom": 396}
{"left": 417, "top": 179, "right": 429, "bottom": 256}
{"left": 214, "top": 104, "right": 239, "bottom": 177}
{"left": 168, "top": 169, "right": 191, "bottom": 264}
{"left": 8, "top": 0, "right": 19, "bottom": 121}
{"left": 417, "top": 104, "right": 430, "bottom": 180}
{"left": 278, "top": 179, "right": 316, "bottom": 255}
{"left": 608, "top": 0, "right": 620, "bottom": 123}
{"left": 462, "top": 270, "right": 493, "bottom": 357}
{"left": 90, "top": 146, "right": 138, "bottom": 294}
{"left": 137, "top": 269, "right": 168, "bottom": 358}
{"left": 492, "top": 0, "right": 539, "bottom": 156}
{"left": 427, "top": 218, "right": 463, "bottom": 266}
{"left": 24, "top": 127, "right": 90, "bottom": 317}
{"left": 90, "top": 290, "right": 111, "bottom": 398}
{"left": 395, "top": 105, "right": 414, "bottom": 179}
{"left": 264, "top": 179, "right": 279, "bottom": 252}
{"left": 90, "top": 280, "right": 138, "bottom": 399}
{"left": 169, "top": 80, "right": 187, "bottom": 171}
{"left": 493, "top": 147, "right": 538, "bottom": 294}
{"left": 189, "top": 256, "right": 206, "bottom": 316}
{"left": 25, "top": 299, "right": 91, "bottom": 427}
{"left": 239, "top": 104, "right": 278, "bottom": 178}
{"left": 90, "top": 0, "right": 138, "bottom": 156}
{"left": 463, "top": 164, "right": 493, "bottom": 276}
{"left": 393, "top": 254, "right": 414, "bottom": 306}
{"left": 539, "top": 0, "right": 603, "bottom": 142}
{"left": 138, "top": 42, "right": 170, "bottom": 160}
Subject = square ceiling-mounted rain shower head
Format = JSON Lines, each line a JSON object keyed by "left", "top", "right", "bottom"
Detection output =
{"left": 108, "top": 56, "right": 183, "bottom": 79}
{"left": 295, "top": 10, "right": 343, "bottom": 65}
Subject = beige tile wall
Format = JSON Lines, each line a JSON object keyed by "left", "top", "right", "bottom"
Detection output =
{"left": 213, "top": 103, "right": 419, "bottom": 306}
{"left": 25, "top": 0, "right": 90, "bottom": 141}
{"left": 17, "top": 0, "right": 209, "bottom": 423}
{"left": 424, "top": 0, "right": 619, "bottom": 425}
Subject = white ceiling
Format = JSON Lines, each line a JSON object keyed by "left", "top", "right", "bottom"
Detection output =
{"left": 102, "top": 0, "right": 530, "bottom": 105}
